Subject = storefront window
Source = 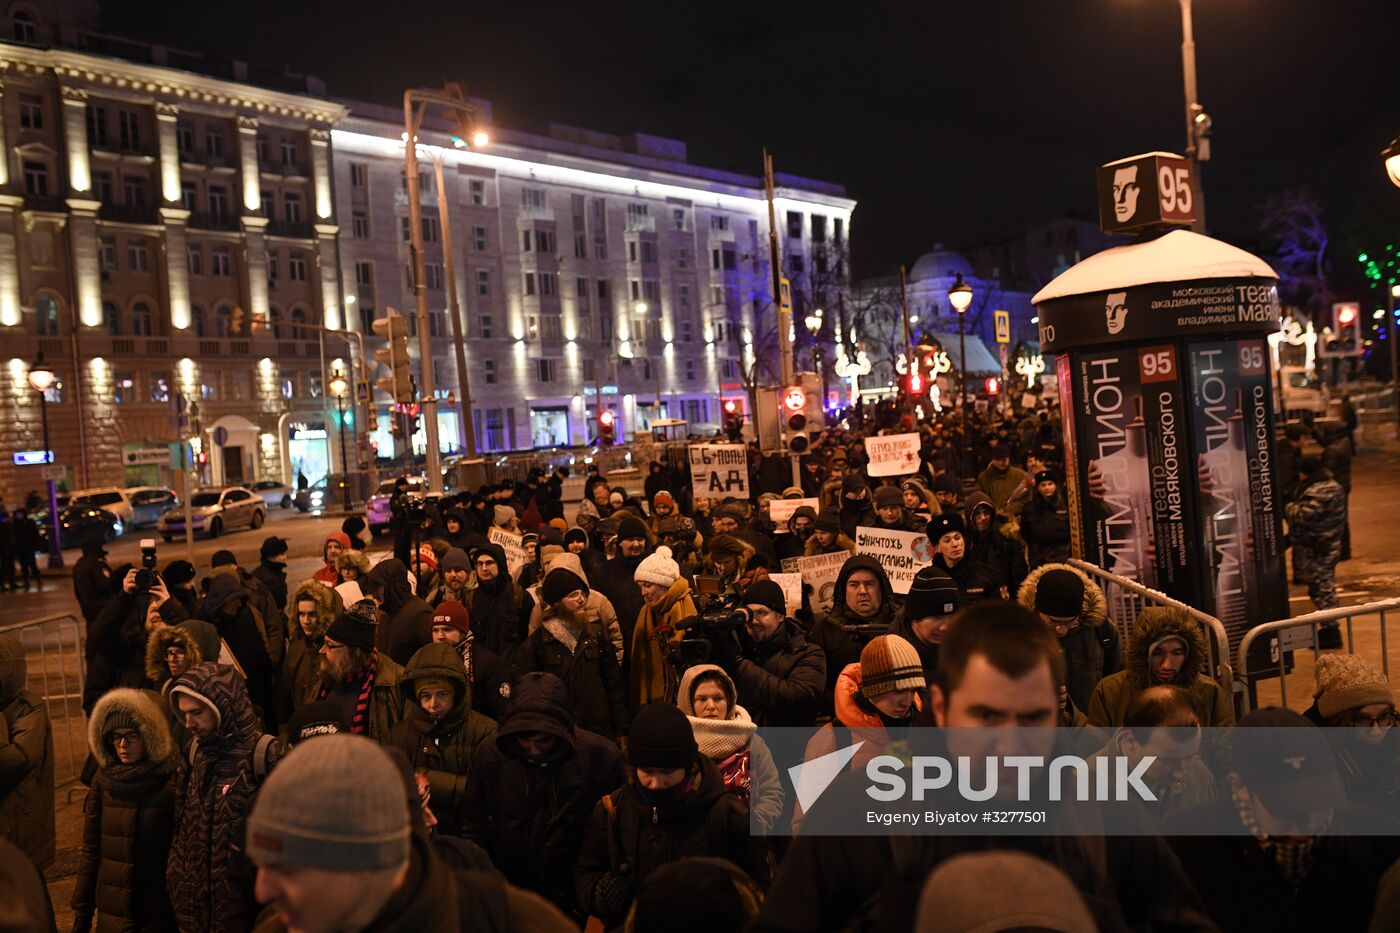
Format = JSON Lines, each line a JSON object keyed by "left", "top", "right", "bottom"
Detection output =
{"left": 529, "top": 408, "right": 569, "bottom": 448}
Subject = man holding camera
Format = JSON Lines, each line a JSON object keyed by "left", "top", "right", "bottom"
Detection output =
{"left": 710, "top": 579, "right": 825, "bottom": 728}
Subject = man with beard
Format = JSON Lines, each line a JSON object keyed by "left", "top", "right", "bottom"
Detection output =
{"left": 929, "top": 513, "right": 1005, "bottom": 603}
{"left": 720, "top": 579, "right": 825, "bottom": 727}
{"left": 427, "top": 547, "right": 472, "bottom": 608}
{"left": 430, "top": 600, "right": 512, "bottom": 721}
{"left": 314, "top": 600, "right": 405, "bottom": 744}
{"left": 468, "top": 543, "right": 534, "bottom": 661}
{"left": 591, "top": 515, "right": 652, "bottom": 660}
{"left": 809, "top": 555, "right": 897, "bottom": 718}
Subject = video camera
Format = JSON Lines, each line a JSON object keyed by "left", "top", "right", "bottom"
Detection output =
{"left": 672, "top": 575, "right": 751, "bottom": 669}
{"left": 134, "top": 539, "right": 159, "bottom": 591}
{"left": 837, "top": 621, "right": 891, "bottom": 648}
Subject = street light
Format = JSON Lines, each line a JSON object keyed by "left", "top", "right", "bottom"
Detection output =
{"left": 1383, "top": 136, "right": 1400, "bottom": 189}
{"left": 27, "top": 353, "right": 62, "bottom": 568}
{"left": 328, "top": 369, "right": 352, "bottom": 513}
{"left": 805, "top": 308, "right": 826, "bottom": 406}
{"left": 948, "top": 273, "right": 974, "bottom": 476}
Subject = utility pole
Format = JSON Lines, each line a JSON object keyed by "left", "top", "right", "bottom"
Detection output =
{"left": 1178, "top": 0, "right": 1208, "bottom": 232}
{"left": 763, "top": 149, "right": 801, "bottom": 487}
{"left": 899, "top": 265, "right": 914, "bottom": 388}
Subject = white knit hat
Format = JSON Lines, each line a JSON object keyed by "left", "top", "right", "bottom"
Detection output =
{"left": 634, "top": 545, "right": 681, "bottom": 588}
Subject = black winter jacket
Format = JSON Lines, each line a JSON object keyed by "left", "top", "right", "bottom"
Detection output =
{"left": 732, "top": 619, "right": 826, "bottom": 727}
{"left": 515, "top": 616, "right": 628, "bottom": 737}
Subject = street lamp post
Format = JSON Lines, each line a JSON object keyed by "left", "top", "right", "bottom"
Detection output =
{"left": 329, "top": 369, "right": 352, "bottom": 513}
{"left": 805, "top": 308, "right": 825, "bottom": 406}
{"left": 27, "top": 353, "right": 62, "bottom": 569}
{"left": 1177, "top": 0, "right": 1209, "bottom": 232}
{"left": 948, "top": 273, "right": 974, "bottom": 477}
{"left": 1385, "top": 138, "right": 1400, "bottom": 424}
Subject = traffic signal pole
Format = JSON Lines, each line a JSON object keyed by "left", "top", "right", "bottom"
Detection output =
{"left": 763, "top": 150, "right": 801, "bottom": 488}
{"left": 403, "top": 96, "right": 444, "bottom": 494}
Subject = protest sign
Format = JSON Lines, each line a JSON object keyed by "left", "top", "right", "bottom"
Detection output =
{"left": 767, "top": 497, "right": 820, "bottom": 533}
{"left": 795, "top": 550, "right": 848, "bottom": 622}
{"left": 488, "top": 526, "right": 528, "bottom": 578}
{"left": 854, "top": 526, "right": 933, "bottom": 595}
{"left": 768, "top": 572, "right": 804, "bottom": 618}
{"left": 866, "top": 432, "right": 922, "bottom": 477}
{"left": 780, "top": 557, "right": 801, "bottom": 574}
{"left": 688, "top": 444, "right": 749, "bottom": 497}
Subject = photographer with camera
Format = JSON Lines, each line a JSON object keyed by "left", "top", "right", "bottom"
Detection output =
{"left": 723, "top": 579, "right": 825, "bottom": 728}
{"left": 83, "top": 542, "right": 176, "bottom": 713}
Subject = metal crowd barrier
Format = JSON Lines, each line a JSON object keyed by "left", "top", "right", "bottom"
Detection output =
{"left": 1067, "top": 559, "right": 1234, "bottom": 694}
{"left": 1236, "top": 598, "right": 1400, "bottom": 714}
{"left": 0, "top": 613, "right": 87, "bottom": 790}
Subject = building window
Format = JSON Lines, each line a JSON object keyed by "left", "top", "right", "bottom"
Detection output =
{"left": 425, "top": 263, "right": 443, "bottom": 291}
{"left": 256, "top": 132, "right": 270, "bottom": 163}
{"left": 35, "top": 297, "right": 59, "bottom": 336}
{"left": 102, "top": 301, "right": 121, "bottom": 336}
{"left": 227, "top": 370, "right": 249, "bottom": 400}
{"left": 479, "top": 315, "right": 492, "bottom": 339}
{"left": 576, "top": 277, "right": 590, "bottom": 303}
{"left": 122, "top": 175, "right": 146, "bottom": 206}
{"left": 524, "top": 273, "right": 535, "bottom": 296}
{"left": 483, "top": 359, "right": 496, "bottom": 384}
{"left": 681, "top": 318, "right": 693, "bottom": 342}
{"left": 352, "top": 210, "right": 369, "bottom": 239}
{"left": 630, "top": 280, "right": 640, "bottom": 302}
{"left": 284, "top": 193, "right": 302, "bottom": 223}
{"left": 175, "top": 120, "right": 193, "bottom": 154}
{"left": 93, "top": 171, "right": 112, "bottom": 202}
{"left": 710, "top": 214, "right": 729, "bottom": 232}
{"left": 469, "top": 179, "right": 485, "bottom": 205}
{"left": 127, "top": 240, "right": 149, "bottom": 272}
{"left": 627, "top": 203, "right": 648, "bottom": 222}
{"left": 594, "top": 236, "right": 607, "bottom": 260}
{"left": 811, "top": 214, "right": 828, "bottom": 242}
{"left": 672, "top": 207, "right": 686, "bottom": 231}
{"left": 685, "top": 359, "right": 696, "bottom": 382}
{"left": 400, "top": 216, "right": 411, "bottom": 242}
{"left": 208, "top": 186, "right": 228, "bottom": 222}
{"left": 536, "top": 358, "right": 557, "bottom": 383}
{"left": 472, "top": 225, "right": 487, "bottom": 251}
{"left": 280, "top": 373, "right": 296, "bottom": 400}
{"left": 113, "top": 371, "right": 135, "bottom": 404}
{"left": 86, "top": 106, "right": 107, "bottom": 147}
{"left": 787, "top": 254, "right": 805, "bottom": 274}
{"left": 834, "top": 218, "right": 844, "bottom": 242}
{"left": 522, "top": 229, "right": 533, "bottom": 253}
{"left": 149, "top": 372, "right": 170, "bottom": 403}
{"left": 539, "top": 272, "right": 557, "bottom": 297}
{"left": 576, "top": 310, "right": 593, "bottom": 340}
{"left": 540, "top": 313, "right": 561, "bottom": 339}
{"left": 180, "top": 181, "right": 198, "bottom": 212}
{"left": 722, "top": 358, "right": 739, "bottom": 379}
{"left": 261, "top": 192, "right": 274, "bottom": 217}
{"left": 422, "top": 216, "right": 440, "bottom": 243}
{"left": 787, "top": 211, "right": 803, "bottom": 239}
{"left": 288, "top": 253, "right": 307, "bottom": 282}
{"left": 642, "top": 280, "right": 660, "bottom": 303}
{"left": 597, "top": 279, "right": 611, "bottom": 301}
{"left": 280, "top": 136, "right": 298, "bottom": 166}
{"left": 536, "top": 230, "right": 555, "bottom": 253}
{"left": 131, "top": 302, "right": 153, "bottom": 336}
{"left": 350, "top": 162, "right": 368, "bottom": 188}
{"left": 358, "top": 306, "right": 372, "bottom": 334}
{"left": 214, "top": 306, "right": 232, "bottom": 337}
{"left": 211, "top": 246, "right": 231, "bottom": 277}
{"left": 574, "top": 233, "right": 586, "bottom": 258}
{"left": 355, "top": 261, "right": 373, "bottom": 287}
{"left": 628, "top": 241, "right": 637, "bottom": 263}
{"left": 267, "top": 249, "right": 279, "bottom": 283}
{"left": 12, "top": 10, "right": 36, "bottom": 43}
{"left": 205, "top": 126, "right": 224, "bottom": 159}
{"left": 22, "top": 161, "right": 48, "bottom": 196}
{"left": 475, "top": 269, "right": 490, "bottom": 296}
{"left": 99, "top": 236, "right": 117, "bottom": 271}
{"left": 677, "top": 247, "right": 688, "bottom": 269}
{"left": 641, "top": 241, "right": 657, "bottom": 264}
{"left": 186, "top": 245, "right": 201, "bottom": 276}
{"left": 192, "top": 305, "right": 205, "bottom": 337}
{"left": 601, "top": 312, "right": 611, "bottom": 341}
{"left": 118, "top": 109, "right": 140, "bottom": 151}
{"left": 521, "top": 187, "right": 545, "bottom": 209}
{"left": 18, "top": 94, "right": 42, "bottom": 130}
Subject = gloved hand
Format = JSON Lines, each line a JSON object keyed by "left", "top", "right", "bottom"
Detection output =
{"left": 592, "top": 871, "right": 635, "bottom": 917}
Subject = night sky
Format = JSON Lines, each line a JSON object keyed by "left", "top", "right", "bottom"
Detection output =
{"left": 103, "top": 0, "right": 1400, "bottom": 281}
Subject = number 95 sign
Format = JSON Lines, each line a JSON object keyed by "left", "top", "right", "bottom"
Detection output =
{"left": 1098, "top": 152, "right": 1197, "bottom": 234}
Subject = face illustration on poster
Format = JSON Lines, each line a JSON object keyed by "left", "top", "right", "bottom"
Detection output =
{"left": 1112, "top": 165, "right": 1141, "bottom": 221}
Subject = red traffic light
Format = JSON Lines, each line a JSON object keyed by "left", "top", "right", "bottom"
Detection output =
{"left": 598, "top": 410, "right": 615, "bottom": 427}
{"left": 984, "top": 377, "right": 1000, "bottom": 396}
{"left": 1337, "top": 303, "right": 1359, "bottom": 326}
{"left": 723, "top": 399, "right": 739, "bottom": 415}
{"left": 909, "top": 372, "right": 923, "bottom": 393}
{"left": 783, "top": 387, "right": 806, "bottom": 412}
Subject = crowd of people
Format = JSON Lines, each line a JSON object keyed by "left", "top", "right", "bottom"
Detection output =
{"left": 1, "top": 403, "right": 1396, "bottom": 933}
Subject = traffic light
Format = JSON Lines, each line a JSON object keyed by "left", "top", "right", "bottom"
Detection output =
{"left": 1322, "top": 302, "right": 1362, "bottom": 357}
{"left": 906, "top": 371, "right": 923, "bottom": 395}
{"left": 372, "top": 310, "right": 413, "bottom": 403}
{"left": 782, "top": 386, "right": 809, "bottom": 454}
{"left": 598, "top": 409, "right": 616, "bottom": 446}
{"left": 984, "top": 376, "right": 1000, "bottom": 396}
{"left": 722, "top": 399, "right": 743, "bottom": 443}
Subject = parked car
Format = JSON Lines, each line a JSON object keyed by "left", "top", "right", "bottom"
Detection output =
{"left": 34, "top": 504, "right": 124, "bottom": 550}
{"left": 68, "top": 486, "right": 177, "bottom": 527}
{"left": 157, "top": 486, "right": 265, "bottom": 539}
{"left": 1280, "top": 365, "right": 1328, "bottom": 416}
{"left": 251, "top": 479, "right": 295, "bottom": 509}
{"left": 366, "top": 476, "right": 425, "bottom": 536}
{"left": 293, "top": 478, "right": 328, "bottom": 513}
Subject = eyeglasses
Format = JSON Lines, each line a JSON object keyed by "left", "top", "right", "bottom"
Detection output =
{"left": 165, "top": 647, "right": 187, "bottom": 658}
{"left": 110, "top": 731, "right": 141, "bottom": 747}
{"left": 1344, "top": 710, "right": 1399, "bottom": 729}
{"left": 321, "top": 640, "right": 347, "bottom": 653}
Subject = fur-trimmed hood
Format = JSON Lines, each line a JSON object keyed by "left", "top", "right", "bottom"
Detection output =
{"left": 804, "top": 531, "right": 856, "bottom": 557}
{"left": 88, "top": 687, "right": 178, "bottom": 770}
{"left": 287, "top": 579, "right": 336, "bottom": 641}
{"left": 1126, "top": 607, "right": 1209, "bottom": 689}
{"left": 144, "top": 623, "right": 204, "bottom": 685}
{"left": 1016, "top": 563, "right": 1107, "bottom": 628}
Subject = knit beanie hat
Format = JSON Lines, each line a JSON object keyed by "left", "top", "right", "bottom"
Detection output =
{"left": 259, "top": 536, "right": 289, "bottom": 560}
{"left": 325, "top": 599, "right": 379, "bottom": 651}
{"left": 616, "top": 515, "right": 649, "bottom": 542}
{"left": 246, "top": 735, "right": 410, "bottom": 871}
{"left": 540, "top": 544, "right": 565, "bottom": 564}
{"left": 931, "top": 474, "right": 960, "bottom": 495}
{"left": 743, "top": 579, "right": 787, "bottom": 616}
{"left": 781, "top": 486, "right": 805, "bottom": 499}
{"left": 916, "top": 851, "right": 1096, "bottom": 933}
{"left": 564, "top": 528, "right": 589, "bottom": 548}
{"left": 1034, "top": 568, "right": 1084, "bottom": 619}
{"left": 873, "top": 485, "right": 904, "bottom": 509}
{"left": 814, "top": 508, "right": 842, "bottom": 533}
{"left": 860, "top": 634, "right": 926, "bottom": 699}
{"left": 100, "top": 707, "right": 139, "bottom": 739}
{"left": 901, "top": 478, "right": 928, "bottom": 495}
{"left": 1314, "top": 653, "right": 1394, "bottom": 719}
{"left": 415, "top": 544, "right": 437, "bottom": 571}
{"left": 1033, "top": 470, "right": 1058, "bottom": 486}
{"left": 903, "top": 566, "right": 960, "bottom": 621}
{"left": 634, "top": 545, "right": 681, "bottom": 588}
{"left": 653, "top": 490, "right": 676, "bottom": 510}
{"left": 439, "top": 548, "right": 471, "bottom": 572}
{"left": 842, "top": 473, "right": 869, "bottom": 497}
{"left": 628, "top": 701, "right": 699, "bottom": 770}
{"left": 493, "top": 505, "right": 516, "bottom": 526}
{"left": 432, "top": 600, "right": 470, "bottom": 636}
{"left": 210, "top": 549, "right": 237, "bottom": 568}
{"left": 927, "top": 513, "right": 965, "bottom": 542}
{"left": 162, "top": 559, "right": 196, "bottom": 587}
{"left": 284, "top": 701, "right": 348, "bottom": 746}
{"left": 542, "top": 567, "right": 589, "bottom": 606}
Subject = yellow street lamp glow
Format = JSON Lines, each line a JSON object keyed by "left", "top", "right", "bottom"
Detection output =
{"left": 472, "top": 131, "right": 490, "bottom": 148}
{"left": 27, "top": 354, "right": 54, "bottom": 392}
{"left": 947, "top": 273, "right": 973, "bottom": 313}
{"left": 328, "top": 370, "right": 349, "bottom": 398}
{"left": 804, "top": 313, "right": 822, "bottom": 334}
{"left": 1384, "top": 137, "right": 1400, "bottom": 189}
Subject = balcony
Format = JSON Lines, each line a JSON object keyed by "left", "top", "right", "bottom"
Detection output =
{"left": 260, "top": 160, "right": 308, "bottom": 178}
{"left": 625, "top": 215, "right": 656, "bottom": 234}
{"left": 188, "top": 211, "right": 238, "bottom": 232}
{"left": 99, "top": 202, "right": 160, "bottom": 225}
{"left": 266, "top": 219, "right": 315, "bottom": 239}
{"left": 23, "top": 194, "right": 66, "bottom": 214}
{"left": 111, "top": 337, "right": 136, "bottom": 355}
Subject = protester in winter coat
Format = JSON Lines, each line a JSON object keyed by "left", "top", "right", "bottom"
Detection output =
{"left": 517, "top": 569, "right": 629, "bottom": 738}
{"left": 591, "top": 515, "right": 653, "bottom": 656}
{"left": 0, "top": 634, "right": 54, "bottom": 869}
{"left": 363, "top": 557, "right": 435, "bottom": 666}
{"left": 468, "top": 543, "right": 534, "bottom": 660}
{"left": 334, "top": 547, "right": 371, "bottom": 586}
{"left": 629, "top": 546, "right": 696, "bottom": 709}
{"left": 1093, "top": 685, "right": 1215, "bottom": 821}
{"left": 72, "top": 688, "right": 179, "bottom": 933}
{"left": 389, "top": 643, "right": 497, "bottom": 838}
{"left": 245, "top": 734, "right": 574, "bottom": 933}
{"left": 429, "top": 600, "right": 513, "bottom": 721}
{"left": 74, "top": 534, "right": 115, "bottom": 628}
{"left": 280, "top": 580, "right": 335, "bottom": 716}
{"left": 676, "top": 664, "right": 784, "bottom": 833}
{"left": 871, "top": 484, "right": 925, "bottom": 533}
{"left": 85, "top": 570, "right": 172, "bottom": 711}
{"left": 717, "top": 579, "right": 826, "bottom": 727}
{"left": 197, "top": 573, "right": 276, "bottom": 725}
{"left": 1086, "top": 606, "right": 1233, "bottom": 728}
{"left": 251, "top": 536, "right": 289, "bottom": 612}
{"left": 1018, "top": 564, "right": 1121, "bottom": 715}
{"left": 1287, "top": 453, "right": 1347, "bottom": 633}
{"left": 1019, "top": 470, "right": 1072, "bottom": 569}
{"left": 1305, "top": 653, "right": 1400, "bottom": 812}
{"left": 837, "top": 474, "right": 877, "bottom": 539}
{"left": 313, "top": 532, "right": 350, "bottom": 585}
{"left": 142, "top": 623, "right": 202, "bottom": 751}
{"left": 963, "top": 493, "right": 1027, "bottom": 595}
{"left": 704, "top": 533, "right": 770, "bottom": 598}
{"left": 928, "top": 513, "right": 1005, "bottom": 602}
{"left": 527, "top": 551, "right": 625, "bottom": 664}
{"left": 206, "top": 552, "right": 283, "bottom": 667}
{"left": 976, "top": 444, "right": 1027, "bottom": 514}
{"left": 888, "top": 565, "right": 961, "bottom": 683}
{"left": 805, "top": 507, "right": 856, "bottom": 556}
{"left": 166, "top": 663, "right": 285, "bottom": 933}
{"left": 313, "top": 600, "right": 407, "bottom": 744}
{"left": 575, "top": 703, "right": 770, "bottom": 928}
{"left": 810, "top": 554, "right": 896, "bottom": 716}
{"left": 426, "top": 547, "right": 472, "bottom": 608}
{"left": 461, "top": 672, "right": 626, "bottom": 918}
